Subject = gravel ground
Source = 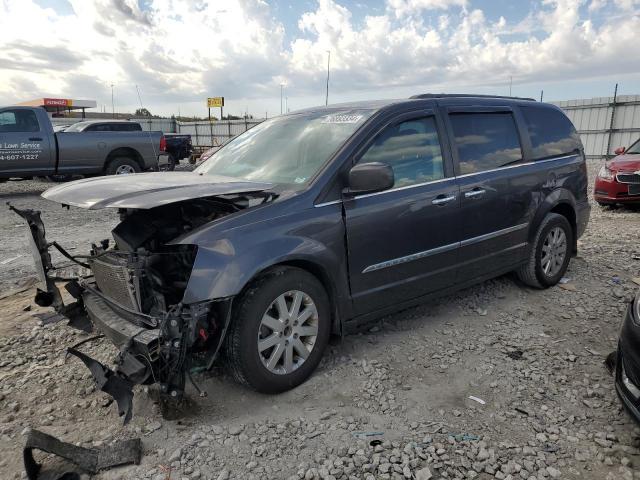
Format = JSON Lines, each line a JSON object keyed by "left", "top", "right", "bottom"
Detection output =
{"left": 1, "top": 160, "right": 640, "bottom": 480}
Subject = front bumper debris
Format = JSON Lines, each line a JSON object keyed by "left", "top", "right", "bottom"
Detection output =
{"left": 67, "top": 348, "right": 136, "bottom": 424}
{"left": 23, "top": 428, "right": 141, "bottom": 480}
{"left": 10, "top": 203, "right": 233, "bottom": 424}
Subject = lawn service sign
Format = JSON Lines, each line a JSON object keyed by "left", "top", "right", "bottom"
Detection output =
{"left": 0, "top": 140, "right": 42, "bottom": 162}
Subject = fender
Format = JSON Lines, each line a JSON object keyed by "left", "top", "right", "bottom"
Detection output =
{"left": 527, "top": 186, "right": 578, "bottom": 247}
{"left": 175, "top": 205, "right": 352, "bottom": 322}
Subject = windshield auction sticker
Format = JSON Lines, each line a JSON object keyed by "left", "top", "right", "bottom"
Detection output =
{"left": 321, "top": 114, "right": 364, "bottom": 124}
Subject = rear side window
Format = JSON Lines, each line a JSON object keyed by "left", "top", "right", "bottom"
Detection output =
{"left": 449, "top": 112, "right": 522, "bottom": 175}
{"left": 521, "top": 105, "right": 581, "bottom": 160}
{"left": 85, "top": 124, "right": 111, "bottom": 132}
{"left": 358, "top": 116, "right": 444, "bottom": 188}
{"left": 0, "top": 109, "right": 40, "bottom": 133}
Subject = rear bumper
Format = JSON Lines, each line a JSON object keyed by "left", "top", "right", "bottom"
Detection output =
{"left": 576, "top": 200, "right": 590, "bottom": 240}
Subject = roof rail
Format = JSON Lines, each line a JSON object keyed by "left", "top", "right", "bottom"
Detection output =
{"left": 410, "top": 93, "right": 536, "bottom": 101}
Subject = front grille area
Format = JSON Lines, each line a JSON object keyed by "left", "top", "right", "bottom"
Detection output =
{"left": 89, "top": 254, "right": 140, "bottom": 311}
{"left": 616, "top": 173, "right": 640, "bottom": 184}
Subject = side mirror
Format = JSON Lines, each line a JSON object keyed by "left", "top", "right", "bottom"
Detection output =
{"left": 347, "top": 162, "right": 394, "bottom": 195}
{"left": 614, "top": 146, "right": 626, "bottom": 155}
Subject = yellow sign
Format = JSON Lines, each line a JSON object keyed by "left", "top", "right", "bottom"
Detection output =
{"left": 207, "top": 97, "right": 224, "bottom": 108}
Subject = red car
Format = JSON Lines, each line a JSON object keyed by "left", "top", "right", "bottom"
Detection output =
{"left": 594, "top": 139, "right": 640, "bottom": 206}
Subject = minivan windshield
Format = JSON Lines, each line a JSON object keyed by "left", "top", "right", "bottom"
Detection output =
{"left": 196, "top": 109, "right": 374, "bottom": 189}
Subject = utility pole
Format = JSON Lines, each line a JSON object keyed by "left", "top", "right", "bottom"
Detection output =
{"left": 280, "top": 84, "right": 284, "bottom": 115}
{"left": 325, "top": 50, "right": 331, "bottom": 106}
{"left": 540, "top": 90, "right": 543, "bottom": 102}
{"left": 110, "top": 84, "right": 115, "bottom": 118}
{"left": 606, "top": 83, "right": 619, "bottom": 159}
{"left": 285, "top": 96, "right": 288, "bottom": 113}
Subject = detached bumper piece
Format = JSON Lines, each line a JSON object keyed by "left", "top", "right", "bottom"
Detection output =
{"left": 67, "top": 348, "right": 136, "bottom": 424}
{"left": 23, "top": 429, "right": 141, "bottom": 480}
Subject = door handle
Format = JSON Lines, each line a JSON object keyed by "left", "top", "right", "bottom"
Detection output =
{"left": 432, "top": 194, "right": 456, "bottom": 205}
{"left": 28, "top": 137, "right": 43, "bottom": 141}
{"left": 464, "top": 189, "right": 486, "bottom": 198}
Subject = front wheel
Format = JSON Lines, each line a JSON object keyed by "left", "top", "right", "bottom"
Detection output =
{"left": 517, "top": 213, "right": 573, "bottom": 288}
{"left": 105, "top": 157, "right": 141, "bottom": 175}
{"left": 224, "top": 267, "right": 330, "bottom": 393}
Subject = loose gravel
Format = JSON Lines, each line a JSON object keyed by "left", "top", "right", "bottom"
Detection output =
{"left": 1, "top": 160, "right": 640, "bottom": 480}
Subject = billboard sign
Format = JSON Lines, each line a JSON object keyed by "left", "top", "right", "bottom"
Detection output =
{"left": 207, "top": 97, "right": 224, "bottom": 108}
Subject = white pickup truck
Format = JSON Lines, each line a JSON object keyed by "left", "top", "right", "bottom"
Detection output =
{"left": 0, "top": 106, "right": 167, "bottom": 179}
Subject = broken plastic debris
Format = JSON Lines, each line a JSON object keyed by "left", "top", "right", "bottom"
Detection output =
{"left": 0, "top": 254, "right": 22, "bottom": 265}
{"left": 352, "top": 431, "right": 384, "bottom": 440}
{"left": 23, "top": 428, "right": 141, "bottom": 480}
{"left": 612, "top": 275, "right": 621, "bottom": 284}
{"left": 559, "top": 276, "right": 571, "bottom": 284}
{"left": 468, "top": 395, "right": 486, "bottom": 405}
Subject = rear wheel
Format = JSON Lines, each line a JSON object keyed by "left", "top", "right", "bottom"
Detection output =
{"left": 105, "top": 157, "right": 140, "bottom": 175}
{"left": 159, "top": 154, "right": 177, "bottom": 171}
{"left": 517, "top": 213, "right": 573, "bottom": 288}
{"left": 224, "top": 267, "right": 330, "bottom": 393}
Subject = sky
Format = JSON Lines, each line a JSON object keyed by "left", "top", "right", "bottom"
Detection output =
{"left": 0, "top": 0, "right": 639, "bottom": 118}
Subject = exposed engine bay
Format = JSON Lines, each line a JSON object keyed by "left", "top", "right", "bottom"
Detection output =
{"left": 9, "top": 190, "right": 275, "bottom": 424}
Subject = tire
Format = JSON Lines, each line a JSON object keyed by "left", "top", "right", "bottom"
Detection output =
{"left": 517, "top": 213, "right": 574, "bottom": 289}
{"left": 105, "top": 157, "right": 141, "bottom": 175}
{"left": 159, "top": 154, "right": 177, "bottom": 171}
{"left": 224, "top": 266, "right": 331, "bottom": 394}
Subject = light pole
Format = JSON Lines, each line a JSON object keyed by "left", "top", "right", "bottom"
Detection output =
{"left": 280, "top": 84, "right": 284, "bottom": 115}
{"left": 110, "top": 84, "right": 115, "bottom": 118}
{"left": 325, "top": 50, "right": 330, "bottom": 106}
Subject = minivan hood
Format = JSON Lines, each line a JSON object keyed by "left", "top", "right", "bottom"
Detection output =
{"left": 42, "top": 172, "right": 273, "bottom": 209}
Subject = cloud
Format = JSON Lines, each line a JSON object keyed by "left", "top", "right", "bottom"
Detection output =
{"left": 387, "top": 0, "right": 468, "bottom": 17}
{"left": 0, "top": 0, "right": 637, "bottom": 116}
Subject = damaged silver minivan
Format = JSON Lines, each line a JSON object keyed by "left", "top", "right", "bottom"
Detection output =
{"left": 11, "top": 96, "right": 590, "bottom": 423}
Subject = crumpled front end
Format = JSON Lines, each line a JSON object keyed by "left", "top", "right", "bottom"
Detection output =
{"left": 8, "top": 191, "right": 269, "bottom": 423}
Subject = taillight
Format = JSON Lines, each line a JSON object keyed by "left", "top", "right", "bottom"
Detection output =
{"left": 160, "top": 135, "right": 167, "bottom": 152}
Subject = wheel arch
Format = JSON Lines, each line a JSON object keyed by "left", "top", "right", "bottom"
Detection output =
{"left": 529, "top": 188, "right": 578, "bottom": 254}
{"left": 273, "top": 259, "right": 342, "bottom": 336}
{"left": 104, "top": 147, "right": 144, "bottom": 172}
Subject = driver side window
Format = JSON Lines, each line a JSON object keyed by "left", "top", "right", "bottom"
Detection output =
{"left": 358, "top": 116, "right": 444, "bottom": 188}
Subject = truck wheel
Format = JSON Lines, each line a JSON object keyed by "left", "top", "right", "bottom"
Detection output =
{"left": 517, "top": 213, "right": 573, "bottom": 289}
{"left": 224, "top": 266, "right": 331, "bottom": 394}
{"left": 159, "top": 154, "right": 177, "bottom": 172}
{"left": 106, "top": 157, "right": 140, "bottom": 175}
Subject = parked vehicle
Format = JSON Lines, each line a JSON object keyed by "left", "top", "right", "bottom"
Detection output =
{"left": 11, "top": 94, "right": 590, "bottom": 423}
{"left": 609, "top": 289, "right": 640, "bottom": 423}
{"left": 0, "top": 107, "right": 167, "bottom": 179}
{"left": 64, "top": 120, "right": 143, "bottom": 132}
{"left": 197, "top": 146, "right": 217, "bottom": 164}
{"left": 594, "top": 139, "right": 640, "bottom": 206}
{"left": 163, "top": 134, "right": 193, "bottom": 170}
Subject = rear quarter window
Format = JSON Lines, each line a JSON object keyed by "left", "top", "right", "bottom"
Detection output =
{"left": 521, "top": 105, "right": 581, "bottom": 160}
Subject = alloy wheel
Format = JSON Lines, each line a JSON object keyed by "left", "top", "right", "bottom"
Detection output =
{"left": 115, "top": 164, "right": 136, "bottom": 175}
{"left": 540, "top": 226, "right": 567, "bottom": 277}
{"left": 257, "top": 290, "right": 319, "bottom": 375}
